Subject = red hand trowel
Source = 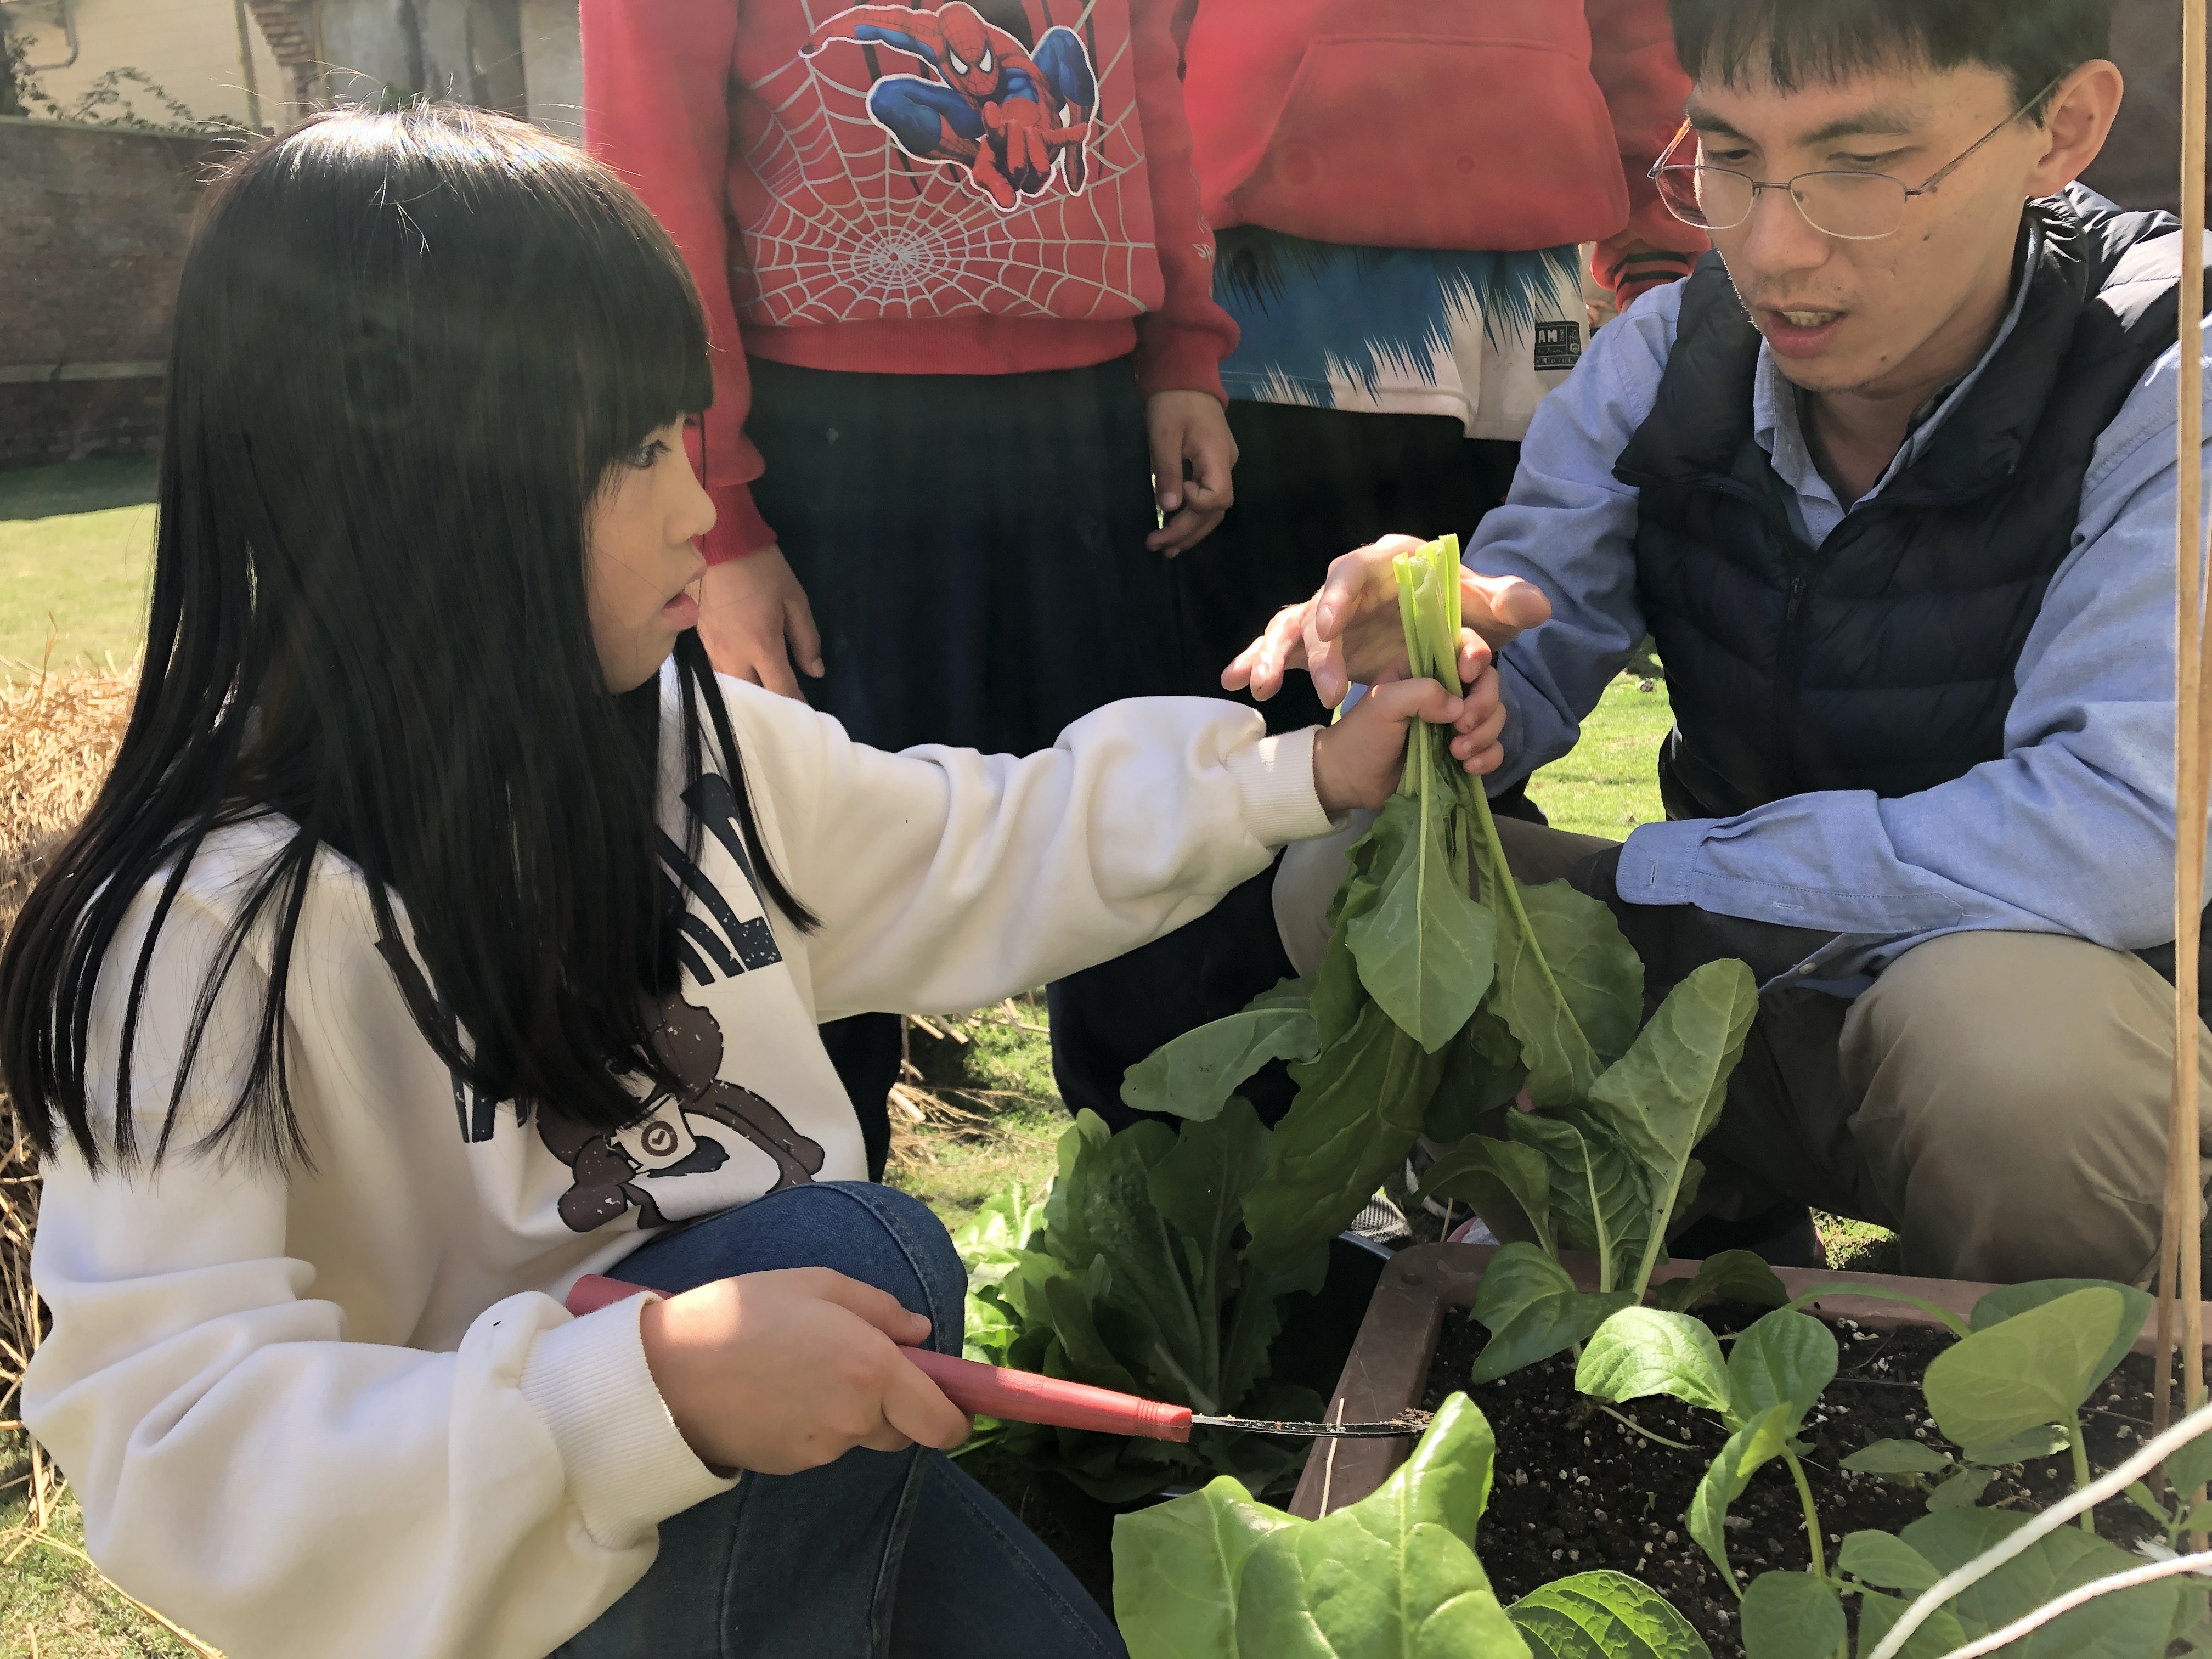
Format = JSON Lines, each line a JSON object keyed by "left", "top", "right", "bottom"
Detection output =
{"left": 566, "top": 1273, "right": 1428, "bottom": 1441}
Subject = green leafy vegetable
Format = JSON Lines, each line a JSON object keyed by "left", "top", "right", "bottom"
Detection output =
{"left": 1726, "top": 1310, "right": 1836, "bottom": 1431}
{"left": 1508, "top": 1111, "right": 1650, "bottom": 1290}
{"left": 1839, "top": 1529, "right": 1942, "bottom": 1593}
{"left": 1921, "top": 1286, "right": 2128, "bottom": 1447}
{"left": 1739, "top": 1570, "right": 1845, "bottom": 1659}
{"left": 1119, "top": 980, "right": 1321, "bottom": 1122}
{"left": 1576, "top": 1307, "right": 1731, "bottom": 1415}
{"left": 1646, "top": 1250, "right": 1788, "bottom": 1314}
{"left": 1506, "top": 1572, "right": 1714, "bottom": 1659}
{"left": 1961, "top": 1425, "right": 2071, "bottom": 1466}
{"left": 1903, "top": 1507, "right": 2185, "bottom": 1658}
{"left": 1925, "top": 1466, "right": 1996, "bottom": 1512}
{"left": 1110, "top": 1476, "right": 1295, "bottom": 1659}
{"left": 1469, "top": 1242, "right": 1634, "bottom": 1383}
{"left": 1420, "top": 1134, "right": 1555, "bottom": 1256}
{"left": 1842, "top": 1440, "right": 1952, "bottom": 1477}
{"left": 1346, "top": 786, "right": 1496, "bottom": 1053}
{"left": 1688, "top": 1404, "right": 1794, "bottom": 1584}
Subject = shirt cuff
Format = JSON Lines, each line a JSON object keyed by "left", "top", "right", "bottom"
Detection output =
{"left": 1227, "top": 726, "right": 1340, "bottom": 847}
{"left": 1615, "top": 819, "right": 1702, "bottom": 905}
{"left": 518, "top": 1293, "right": 739, "bottom": 1551}
{"left": 702, "top": 485, "right": 777, "bottom": 565}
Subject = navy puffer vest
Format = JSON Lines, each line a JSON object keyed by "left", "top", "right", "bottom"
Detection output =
{"left": 1615, "top": 189, "right": 2186, "bottom": 824}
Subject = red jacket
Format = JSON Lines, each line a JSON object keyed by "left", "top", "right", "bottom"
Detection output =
{"left": 1179, "top": 0, "right": 1705, "bottom": 295}
{"left": 583, "top": 0, "right": 1238, "bottom": 561}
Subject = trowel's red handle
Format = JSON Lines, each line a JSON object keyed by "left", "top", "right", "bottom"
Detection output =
{"left": 564, "top": 1273, "right": 1195, "bottom": 1443}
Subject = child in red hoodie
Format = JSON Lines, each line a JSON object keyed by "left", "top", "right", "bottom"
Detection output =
{"left": 583, "top": 0, "right": 1240, "bottom": 1176}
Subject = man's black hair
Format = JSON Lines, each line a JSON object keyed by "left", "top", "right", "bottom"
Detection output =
{"left": 1671, "top": 0, "right": 2114, "bottom": 120}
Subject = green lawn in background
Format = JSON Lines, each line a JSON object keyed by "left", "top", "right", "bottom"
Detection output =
{"left": 1527, "top": 669, "right": 1676, "bottom": 840}
{"left": 0, "top": 458, "right": 158, "bottom": 671}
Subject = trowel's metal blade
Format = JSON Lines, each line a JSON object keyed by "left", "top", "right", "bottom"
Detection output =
{"left": 1189, "top": 1409, "right": 1434, "bottom": 1438}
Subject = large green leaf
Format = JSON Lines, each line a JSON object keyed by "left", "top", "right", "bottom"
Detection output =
{"left": 1647, "top": 1250, "right": 1788, "bottom": 1314}
{"left": 1469, "top": 1242, "right": 1634, "bottom": 1382}
{"left": 1481, "top": 872, "right": 1645, "bottom": 1107}
{"left": 1121, "top": 985, "right": 1322, "bottom": 1122}
{"left": 1969, "top": 1279, "right": 2153, "bottom": 1406}
{"left": 1509, "top": 1111, "right": 1650, "bottom": 1290}
{"left": 1585, "top": 960, "right": 1758, "bottom": 1175}
{"left": 1145, "top": 1099, "right": 1278, "bottom": 1413}
{"left": 1348, "top": 793, "right": 1497, "bottom": 1053}
{"left": 1842, "top": 1440, "right": 1951, "bottom": 1476}
{"left": 1310, "top": 813, "right": 1403, "bottom": 1046}
{"left": 1961, "top": 1425, "right": 2071, "bottom": 1466}
{"left": 1112, "top": 1476, "right": 1295, "bottom": 1659}
{"left": 1048, "top": 1118, "right": 1210, "bottom": 1402}
{"left": 1234, "top": 1396, "right": 1531, "bottom": 1659}
{"left": 1922, "top": 1286, "right": 2128, "bottom": 1448}
{"left": 1726, "top": 1310, "right": 1837, "bottom": 1432}
{"left": 1903, "top": 1508, "right": 2184, "bottom": 1658}
{"left": 1244, "top": 999, "right": 1446, "bottom": 1267}
{"left": 1839, "top": 1530, "right": 1940, "bottom": 1592}
{"left": 1424, "top": 1007, "right": 1530, "bottom": 1143}
{"left": 1739, "top": 1570, "right": 1844, "bottom": 1659}
{"left": 1855, "top": 1591, "right": 1969, "bottom": 1659}
{"left": 1419, "top": 1135, "right": 1554, "bottom": 1256}
{"left": 1576, "top": 1307, "right": 1731, "bottom": 1414}
{"left": 1507, "top": 1571, "right": 1714, "bottom": 1659}
{"left": 1687, "top": 1403, "right": 1793, "bottom": 1582}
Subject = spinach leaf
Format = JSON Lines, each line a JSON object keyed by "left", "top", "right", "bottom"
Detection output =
{"left": 1424, "top": 1007, "right": 1528, "bottom": 1142}
{"left": 1647, "top": 1250, "right": 1787, "bottom": 1315}
{"left": 1469, "top": 1243, "right": 1635, "bottom": 1383}
{"left": 1348, "top": 793, "right": 1496, "bottom": 1053}
{"left": 1576, "top": 1307, "right": 1731, "bottom": 1414}
{"left": 1508, "top": 1111, "right": 1650, "bottom": 1291}
{"left": 1120, "top": 981, "right": 1321, "bottom": 1122}
{"left": 1421, "top": 1133, "right": 1555, "bottom": 1257}
{"left": 1243, "top": 998, "right": 1446, "bottom": 1268}
{"left": 1739, "top": 1570, "right": 1844, "bottom": 1659}
{"left": 1584, "top": 959, "right": 1758, "bottom": 1295}
{"left": 1839, "top": 1529, "right": 1942, "bottom": 1592}
{"left": 1476, "top": 858, "right": 1644, "bottom": 1107}
{"left": 1922, "top": 1287, "right": 2129, "bottom": 1447}
{"left": 1146, "top": 1099, "right": 1279, "bottom": 1412}
{"left": 1234, "top": 1395, "right": 1529, "bottom": 1659}
{"left": 1111, "top": 1476, "right": 1294, "bottom": 1659}
{"left": 1506, "top": 1571, "right": 1714, "bottom": 1659}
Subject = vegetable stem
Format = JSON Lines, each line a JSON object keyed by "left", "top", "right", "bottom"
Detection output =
{"left": 2067, "top": 1412, "right": 2097, "bottom": 1533}
{"left": 1785, "top": 1448, "right": 1827, "bottom": 1580}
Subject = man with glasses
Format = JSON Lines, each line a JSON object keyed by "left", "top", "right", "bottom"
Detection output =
{"left": 1229, "top": 0, "right": 2211, "bottom": 1286}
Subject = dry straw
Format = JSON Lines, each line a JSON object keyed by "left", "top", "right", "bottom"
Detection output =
{"left": 0, "top": 649, "right": 136, "bottom": 1535}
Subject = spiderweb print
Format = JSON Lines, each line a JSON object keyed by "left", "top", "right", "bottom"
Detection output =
{"left": 733, "top": 0, "right": 1161, "bottom": 328}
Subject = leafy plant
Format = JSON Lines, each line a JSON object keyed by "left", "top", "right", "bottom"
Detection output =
{"left": 1111, "top": 1395, "right": 1714, "bottom": 1659}
{"left": 961, "top": 1104, "right": 1325, "bottom": 1500}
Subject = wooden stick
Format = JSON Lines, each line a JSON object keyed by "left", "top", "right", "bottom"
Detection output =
{"left": 2159, "top": 0, "right": 2212, "bottom": 1495}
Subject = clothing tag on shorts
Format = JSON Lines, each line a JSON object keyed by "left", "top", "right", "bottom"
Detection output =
{"left": 1534, "top": 320, "right": 1583, "bottom": 373}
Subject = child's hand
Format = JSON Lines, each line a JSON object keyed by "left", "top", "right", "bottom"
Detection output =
{"left": 638, "top": 1268, "right": 971, "bottom": 1475}
{"left": 1309, "top": 661, "right": 1508, "bottom": 818}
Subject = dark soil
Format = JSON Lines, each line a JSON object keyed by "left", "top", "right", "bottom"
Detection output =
{"left": 1425, "top": 1302, "right": 2172, "bottom": 1659}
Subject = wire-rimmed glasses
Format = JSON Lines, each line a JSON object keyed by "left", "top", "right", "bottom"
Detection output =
{"left": 1647, "top": 80, "right": 2062, "bottom": 240}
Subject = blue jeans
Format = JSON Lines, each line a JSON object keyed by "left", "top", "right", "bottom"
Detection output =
{"left": 550, "top": 1182, "right": 1127, "bottom": 1659}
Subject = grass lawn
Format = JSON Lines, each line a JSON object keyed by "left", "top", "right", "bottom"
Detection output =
{"left": 0, "top": 459, "right": 158, "bottom": 672}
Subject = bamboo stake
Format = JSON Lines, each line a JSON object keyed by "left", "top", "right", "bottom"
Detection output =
{"left": 2157, "top": 0, "right": 2212, "bottom": 1507}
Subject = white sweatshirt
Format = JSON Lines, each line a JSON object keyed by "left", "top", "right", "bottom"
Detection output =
{"left": 22, "top": 673, "right": 1335, "bottom": 1659}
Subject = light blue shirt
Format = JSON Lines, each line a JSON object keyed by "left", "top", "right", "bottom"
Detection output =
{"left": 1479, "top": 222, "right": 2212, "bottom": 977}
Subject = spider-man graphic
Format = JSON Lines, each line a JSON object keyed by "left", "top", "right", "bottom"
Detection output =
{"left": 800, "top": 3, "right": 1097, "bottom": 210}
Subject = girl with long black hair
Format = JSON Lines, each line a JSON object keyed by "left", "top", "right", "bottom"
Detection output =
{"left": 0, "top": 106, "right": 1503, "bottom": 1658}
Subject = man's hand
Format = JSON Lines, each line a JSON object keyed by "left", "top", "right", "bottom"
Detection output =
{"left": 1144, "top": 390, "right": 1237, "bottom": 556}
{"left": 638, "top": 1267, "right": 972, "bottom": 1476}
{"left": 1308, "top": 663, "right": 1508, "bottom": 817}
{"left": 697, "top": 545, "right": 825, "bottom": 698}
{"left": 1224, "top": 533, "right": 1553, "bottom": 710}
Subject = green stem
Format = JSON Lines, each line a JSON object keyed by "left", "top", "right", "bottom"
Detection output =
{"left": 1596, "top": 1403, "right": 1696, "bottom": 1451}
{"left": 1785, "top": 1448, "right": 1827, "bottom": 1580}
{"left": 2068, "top": 1412, "right": 2096, "bottom": 1534}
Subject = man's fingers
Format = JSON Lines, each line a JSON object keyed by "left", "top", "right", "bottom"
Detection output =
{"left": 884, "top": 1354, "right": 974, "bottom": 1450}
{"left": 1224, "top": 603, "right": 1311, "bottom": 698}
{"left": 1315, "top": 535, "right": 1428, "bottom": 639}
{"left": 1459, "top": 569, "right": 1552, "bottom": 647}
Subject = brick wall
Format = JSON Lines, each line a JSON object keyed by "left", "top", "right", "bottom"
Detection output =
{"left": 0, "top": 116, "right": 223, "bottom": 471}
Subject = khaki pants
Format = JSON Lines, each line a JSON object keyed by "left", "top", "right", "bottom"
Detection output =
{"left": 1274, "top": 816, "right": 2212, "bottom": 1286}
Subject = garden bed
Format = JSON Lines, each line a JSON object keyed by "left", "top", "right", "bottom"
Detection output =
{"left": 1434, "top": 1304, "right": 2174, "bottom": 1658}
{"left": 1288, "top": 1241, "right": 2212, "bottom": 1657}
